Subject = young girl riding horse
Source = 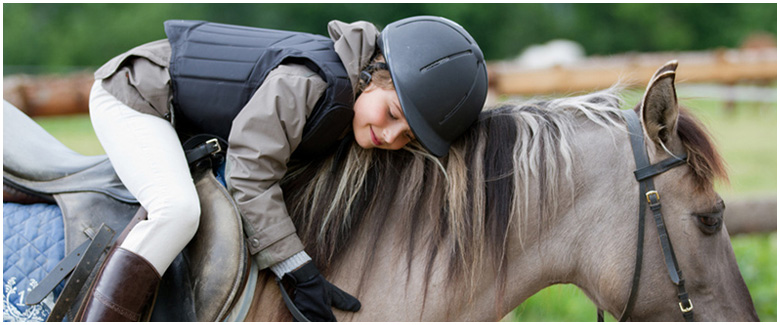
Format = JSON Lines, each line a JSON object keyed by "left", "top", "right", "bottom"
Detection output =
{"left": 78, "top": 16, "right": 488, "bottom": 321}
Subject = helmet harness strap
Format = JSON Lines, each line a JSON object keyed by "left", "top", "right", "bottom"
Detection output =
{"left": 359, "top": 62, "right": 389, "bottom": 85}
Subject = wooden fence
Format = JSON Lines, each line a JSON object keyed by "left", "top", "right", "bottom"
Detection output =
{"left": 489, "top": 47, "right": 776, "bottom": 96}
{"left": 724, "top": 195, "right": 777, "bottom": 235}
{"left": 3, "top": 72, "right": 94, "bottom": 117}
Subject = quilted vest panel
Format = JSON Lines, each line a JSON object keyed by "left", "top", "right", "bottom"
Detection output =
{"left": 165, "top": 20, "right": 354, "bottom": 159}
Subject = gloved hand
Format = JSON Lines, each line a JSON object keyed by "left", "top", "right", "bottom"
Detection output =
{"left": 283, "top": 261, "right": 361, "bottom": 321}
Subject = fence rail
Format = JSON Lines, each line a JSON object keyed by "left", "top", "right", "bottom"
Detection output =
{"left": 3, "top": 71, "right": 94, "bottom": 116}
{"left": 489, "top": 47, "right": 776, "bottom": 95}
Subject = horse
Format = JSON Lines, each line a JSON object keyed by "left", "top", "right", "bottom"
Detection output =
{"left": 245, "top": 60, "right": 758, "bottom": 321}
{"left": 3, "top": 61, "right": 758, "bottom": 321}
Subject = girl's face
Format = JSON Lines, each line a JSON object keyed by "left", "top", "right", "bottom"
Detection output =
{"left": 352, "top": 84, "right": 414, "bottom": 151}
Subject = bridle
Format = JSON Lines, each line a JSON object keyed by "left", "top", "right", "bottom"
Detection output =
{"left": 597, "top": 109, "right": 693, "bottom": 322}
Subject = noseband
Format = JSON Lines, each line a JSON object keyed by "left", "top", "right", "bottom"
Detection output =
{"left": 597, "top": 110, "right": 692, "bottom": 322}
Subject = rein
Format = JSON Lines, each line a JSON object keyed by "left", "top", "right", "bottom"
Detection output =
{"left": 598, "top": 109, "right": 693, "bottom": 321}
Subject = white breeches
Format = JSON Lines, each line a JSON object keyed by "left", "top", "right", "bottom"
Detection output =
{"left": 89, "top": 81, "right": 200, "bottom": 275}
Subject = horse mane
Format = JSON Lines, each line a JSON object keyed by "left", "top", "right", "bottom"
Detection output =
{"left": 279, "top": 86, "right": 726, "bottom": 312}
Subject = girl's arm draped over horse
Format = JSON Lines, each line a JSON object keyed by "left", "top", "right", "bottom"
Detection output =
{"left": 225, "top": 64, "right": 325, "bottom": 270}
{"left": 226, "top": 21, "right": 380, "bottom": 274}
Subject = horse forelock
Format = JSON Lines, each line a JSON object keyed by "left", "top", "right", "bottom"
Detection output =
{"left": 676, "top": 107, "right": 729, "bottom": 192}
{"left": 280, "top": 87, "right": 627, "bottom": 306}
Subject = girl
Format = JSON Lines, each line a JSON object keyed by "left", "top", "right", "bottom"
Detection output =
{"left": 77, "top": 16, "right": 487, "bottom": 321}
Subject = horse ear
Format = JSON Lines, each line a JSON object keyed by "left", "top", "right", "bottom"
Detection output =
{"left": 640, "top": 60, "right": 680, "bottom": 149}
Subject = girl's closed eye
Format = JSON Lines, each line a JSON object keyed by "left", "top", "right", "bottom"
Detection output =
{"left": 389, "top": 104, "right": 402, "bottom": 120}
{"left": 388, "top": 109, "right": 398, "bottom": 120}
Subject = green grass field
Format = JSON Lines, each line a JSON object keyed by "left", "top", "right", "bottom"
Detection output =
{"left": 31, "top": 90, "right": 776, "bottom": 321}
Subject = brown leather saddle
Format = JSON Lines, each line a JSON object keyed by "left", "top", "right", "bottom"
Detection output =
{"left": 3, "top": 101, "right": 250, "bottom": 321}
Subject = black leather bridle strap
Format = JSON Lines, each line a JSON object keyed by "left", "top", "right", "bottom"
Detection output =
{"left": 598, "top": 110, "right": 692, "bottom": 321}
{"left": 614, "top": 109, "right": 651, "bottom": 322}
{"left": 648, "top": 191, "right": 694, "bottom": 322}
{"left": 634, "top": 155, "right": 688, "bottom": 181}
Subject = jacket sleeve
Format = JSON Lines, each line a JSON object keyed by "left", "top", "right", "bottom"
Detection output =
{"left": 225, "top": 64, "right": 327, "bottom": 269}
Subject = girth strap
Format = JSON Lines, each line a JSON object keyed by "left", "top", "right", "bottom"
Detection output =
{"left": 598, "top": 110, "right": 692, "bottom": 321}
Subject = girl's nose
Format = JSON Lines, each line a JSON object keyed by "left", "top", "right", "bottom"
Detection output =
{"left": 383, "top": 125, "right": 404, "bottom": 144}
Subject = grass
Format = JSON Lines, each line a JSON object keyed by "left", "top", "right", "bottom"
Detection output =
{"left": 29, "top": 89, "right": 776, "bottom": 322}
{"left": 504, "top": 233, "right": 777, "bottom": 322}
{"left": 33, "top": 114, "right": 105, "bottom": 156}
{"left": 732, "top": 232, "right": 778, "bottom": 321}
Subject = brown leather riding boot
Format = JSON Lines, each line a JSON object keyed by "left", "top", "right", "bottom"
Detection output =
{"left": 75, "top": 247, "right": 161, "bottom": 322}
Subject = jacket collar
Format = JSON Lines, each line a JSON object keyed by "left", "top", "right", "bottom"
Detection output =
{"left": 328, "top": 20, "right": 380, "bottom": 96}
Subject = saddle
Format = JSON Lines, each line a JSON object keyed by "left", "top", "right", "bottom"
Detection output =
{"left": 2, "top": 101, "right": 250, "bottom": 321}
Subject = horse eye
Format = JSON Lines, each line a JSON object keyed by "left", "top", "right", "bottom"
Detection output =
{"left": 699, "top": 216, "right": 719, "bottom": 227}
{"left": 695, "top": 213, "right": 722, "bottom": 234}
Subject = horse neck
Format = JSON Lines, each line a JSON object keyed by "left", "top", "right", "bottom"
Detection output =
{"left": 508, "top": 115, "right": 639, "bottom": 314}
{"left": 358, "top": 120, "right": 627, "bottom": 321}
{"left": 337, "top": 116, "right": 633, "bottom": 321}
{"left": 496, "top": 113, "right": 635, "bottom": 313}
{"left": 327, "top": 203, "right": 558, "bottom": 321}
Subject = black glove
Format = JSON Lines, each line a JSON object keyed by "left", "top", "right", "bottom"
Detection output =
{"left": 282, "top": 261, "right": 361, "bottom": 321}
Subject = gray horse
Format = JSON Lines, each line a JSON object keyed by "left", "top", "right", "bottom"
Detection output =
{"left": 240, "top": 61, "right": 758, "bottom": 321}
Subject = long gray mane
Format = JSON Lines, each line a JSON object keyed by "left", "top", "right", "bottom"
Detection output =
{"left": 280, "top": 87, "right": 627, "bottom": 297}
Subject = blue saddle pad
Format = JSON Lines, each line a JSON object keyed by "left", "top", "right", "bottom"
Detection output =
{"left": 3, "top": 203, "right": 65, "bottom": 322}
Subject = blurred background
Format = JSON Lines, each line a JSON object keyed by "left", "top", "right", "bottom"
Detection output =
{"left": 3, "top": 3, "right": 776, "bottom": 321}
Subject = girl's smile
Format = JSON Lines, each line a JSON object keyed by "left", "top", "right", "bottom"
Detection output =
{"left": 369, "top": 126, "right": 382, "bottom": 146}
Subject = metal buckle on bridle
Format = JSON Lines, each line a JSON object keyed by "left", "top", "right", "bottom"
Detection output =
{"left": 645, "top": 190, "right": 660, "bottom": 203}
{"left": 679, "top": 299, "right": 694, "bottom": 313}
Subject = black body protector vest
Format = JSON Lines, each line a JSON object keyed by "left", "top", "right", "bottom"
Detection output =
{"left": 164, "top": 20, "right": 355, "bottom": 159}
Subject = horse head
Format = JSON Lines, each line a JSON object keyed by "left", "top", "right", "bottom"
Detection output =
{"left": 569, "top": 61, "right": 759, "bottom": 321}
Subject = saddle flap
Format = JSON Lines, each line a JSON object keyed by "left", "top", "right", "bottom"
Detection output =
{"left": 150, "top": 168, "right": 250, "bottom": 321}
{"left": 187, "top": 168, "right": 250, "bottom": 320}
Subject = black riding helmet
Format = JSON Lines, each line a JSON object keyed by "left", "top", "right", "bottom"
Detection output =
{"left": 377, "top": 16, "right": 488, "bottom": 157}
